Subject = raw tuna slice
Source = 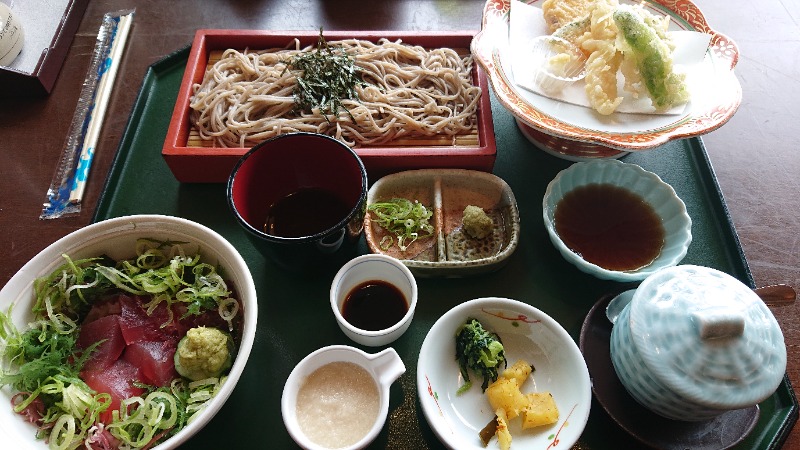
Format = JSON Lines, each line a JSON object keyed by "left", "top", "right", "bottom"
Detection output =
{"left": 82, "top": 358, "right": 146, "bottom": 424}
{"left": 123, "top": 340, "right": 179, "bottom": 387}
{"left": 82, "top": 295, "right": 123, "bottom": 324}
{"left": 174, "top": 303, "right": 231, "bottom": 333}
{"left": 118, "top": 295, "right": 182, "bottom": 344}
{"left": 77, "top": 315, "right": 125, "bottom": 371}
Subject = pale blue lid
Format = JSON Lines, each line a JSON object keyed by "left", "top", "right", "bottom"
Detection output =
{"left": 629, "top": 265, "right": 787, "bottom": 409}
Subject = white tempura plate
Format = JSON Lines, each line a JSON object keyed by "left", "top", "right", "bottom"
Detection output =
{"left": 471, "top": 0, "right": 742, "bottom": 152}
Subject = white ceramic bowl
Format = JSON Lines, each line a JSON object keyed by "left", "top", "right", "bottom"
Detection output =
{"left": 330, "top": 254, "right": 417, "bottom": 346}
{"left": 417, "top": 297, "right": 591, "bottom": 449}
{"left": 0, "top": 215, "right": 258, "bottom": 450}
{"left": 281, "top": 345, "right": 406, "bottom": 449}
{"left": 543, "top": 159, "right": 692, "bottom": 282}
{"left": 610, "top": 265, "right": 787, "bottom": 421}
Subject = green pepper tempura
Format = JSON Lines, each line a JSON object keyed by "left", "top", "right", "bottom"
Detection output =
{"left": 613, "top": 5, "right": 689, "bottom": 110}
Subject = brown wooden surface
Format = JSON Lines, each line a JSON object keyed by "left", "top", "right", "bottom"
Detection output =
{"left": 0, "top": 0, "right": 798, "bottom": 448}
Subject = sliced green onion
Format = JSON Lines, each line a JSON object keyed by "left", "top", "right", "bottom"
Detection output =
{"left": 49, "top": 414, "right": 78, "bottom": 450}
{"left": 185, "top": 376, "right": 225, "bottom": 424}
{"left": 368, "top": 198, "right": 435, "bottom": 251}
{"left": 218, "top": 298, "right": 240, "bottom": 331}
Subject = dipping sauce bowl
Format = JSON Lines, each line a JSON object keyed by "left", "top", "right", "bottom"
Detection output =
{"left": 331, "top": 254, "right": 417, "bottom": 347}
{"left": 543, "top": 159, "right": 692, "bottom": 282}
{"left": 281, "top": 345, "right": 406, "bottom": 450}
{"left": 227, "top": 132, "right": 367, "bottom": 270}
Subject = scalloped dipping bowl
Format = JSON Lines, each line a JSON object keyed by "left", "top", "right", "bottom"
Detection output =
{"left": 543, "top": 160, "right": 692, "bottom": 282}
{"left": 417, "top": 297, "right": 591, "bottom": 449}
{"left": 0, "top": 215, "right": 258, "bottom": 450}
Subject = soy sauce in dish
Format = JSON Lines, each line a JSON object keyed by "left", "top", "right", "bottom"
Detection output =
{"left": 343, "top": 280, "right": 408, "bottom": 331}
{"left": 264, "top": 187, "right": 351, "bottom": 237}
{"left": 554, "top": 183, "right": 665, "bottom": 271}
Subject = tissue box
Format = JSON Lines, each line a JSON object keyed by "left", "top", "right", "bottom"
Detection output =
{"left": 162, "top": 29, "right": 497, "bottom": 183}
{"left": 0, "top": 0, "right": 89, "bottom": 96}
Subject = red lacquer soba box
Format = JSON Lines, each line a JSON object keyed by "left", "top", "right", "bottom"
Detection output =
{"left": 162, "top": 29, "right": 497, "bottom": 183}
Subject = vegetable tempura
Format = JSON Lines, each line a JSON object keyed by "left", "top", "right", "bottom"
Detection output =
{"left": 544, "top": 0, "right": 690, "bottom": 114}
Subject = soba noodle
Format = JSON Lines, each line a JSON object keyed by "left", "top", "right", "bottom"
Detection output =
{"left": 189, "top": 38, "right": 481, "bottom": 148}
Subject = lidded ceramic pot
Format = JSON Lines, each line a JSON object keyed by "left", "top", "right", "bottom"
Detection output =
{"left": 610, "top": 265, "right": 787, "bottom": 421}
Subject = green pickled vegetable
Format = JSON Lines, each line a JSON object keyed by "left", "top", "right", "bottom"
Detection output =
{"left": 613, "top": 7, "right": 688, "bottom": 109}
{"left": 455, "top": 318, "right": 507, "bottom": 394}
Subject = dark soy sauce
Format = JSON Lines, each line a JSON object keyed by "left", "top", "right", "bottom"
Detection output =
{"left": 264, "top": 187, "right": 351, "bottom": 238}
{"left": 554, "top": 183, "right": 665, "bottom": 271}
{"left": 343, "top": 280, "right": 408, "bottom": 331}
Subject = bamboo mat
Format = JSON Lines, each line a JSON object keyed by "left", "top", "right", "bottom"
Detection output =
{"left": 186, "top": 48, "right": 481, "bottom": 149}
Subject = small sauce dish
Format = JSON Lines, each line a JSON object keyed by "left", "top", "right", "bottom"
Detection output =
{"left": 281, "top": 345, "right": 406, "bottom": 449}
{"left": 330, "top": 254, "right": 417, "bottom": 346}
{"left": 543, "top": 159, "right": 692, "bottom": 282}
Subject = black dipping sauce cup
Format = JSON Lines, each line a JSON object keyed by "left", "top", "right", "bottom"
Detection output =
{"left": 227, "top": 132, "right": 368, "bottom": 271}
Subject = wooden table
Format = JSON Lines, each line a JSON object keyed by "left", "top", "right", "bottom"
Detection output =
{"left": 1, "top": 0, "right": 798, "bottom": 448}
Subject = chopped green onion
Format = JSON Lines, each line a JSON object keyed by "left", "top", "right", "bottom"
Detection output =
{"left": 31, "top": 239, "right": 239, "bottom": 330}
{"left": 368, "top": 198, "right": 435, "bottom": 251}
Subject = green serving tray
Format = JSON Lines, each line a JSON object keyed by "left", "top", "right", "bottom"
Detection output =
{"left": 95, "top": 46, "right": 798, "bottom": 449}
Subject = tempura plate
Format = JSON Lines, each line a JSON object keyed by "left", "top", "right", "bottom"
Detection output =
{"left": 471, "top": 0, "right": 742, "bottom": 153}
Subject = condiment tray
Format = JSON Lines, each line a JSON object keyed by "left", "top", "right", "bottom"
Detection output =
{"left": 364, "top": 169, "right": 520, "bottom": 277}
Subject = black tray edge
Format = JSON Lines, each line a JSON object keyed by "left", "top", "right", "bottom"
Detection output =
{"left": 685, "top": 137, "right": 755, "bottom": 288}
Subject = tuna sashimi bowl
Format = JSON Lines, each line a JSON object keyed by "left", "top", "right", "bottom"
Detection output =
{"left": 0, "top": 215, "right": 257, "bottom": 450}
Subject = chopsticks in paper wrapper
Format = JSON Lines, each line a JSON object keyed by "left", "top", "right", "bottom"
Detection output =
{"left": 40, "top": 10, "right": 134, "bottom": 219}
